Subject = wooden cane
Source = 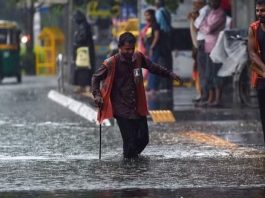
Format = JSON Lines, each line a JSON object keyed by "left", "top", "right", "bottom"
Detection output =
{"left": 99, "top": 109, "right": 102, "bottom": 160}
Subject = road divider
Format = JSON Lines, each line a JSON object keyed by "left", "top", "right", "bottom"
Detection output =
{"left": 48, "top": 90, "right": 111, "bottom": 126}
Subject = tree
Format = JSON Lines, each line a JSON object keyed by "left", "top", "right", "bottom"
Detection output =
{"left": 7, "top": 0, "right": 36, "bottom": 54}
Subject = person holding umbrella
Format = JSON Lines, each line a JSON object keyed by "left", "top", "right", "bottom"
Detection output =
{"left": 91, "top": 32, "right": 182, "bottom": 159}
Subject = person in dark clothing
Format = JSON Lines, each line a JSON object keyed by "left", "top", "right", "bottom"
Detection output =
{"left": 73, "top": 10, "right": 95, "bottom": 93}
{"left": 91, "top": 32, "right": 182, "bottom": 158}
{"left": 248, "top": 0, "right": 265, "bottom": 143}
{"left": 155, "top": 0, "right": 173, "bottom": 91}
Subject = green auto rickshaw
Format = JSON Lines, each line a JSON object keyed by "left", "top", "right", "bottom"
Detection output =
{"left": 0, "top": 20, "right": 21, "bottom": 83}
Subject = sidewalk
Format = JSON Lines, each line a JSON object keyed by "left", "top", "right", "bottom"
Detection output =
{"left": 172, "top": 86, "right": 259, "bottom": 121}
{"left": 52, "top": 82, "right": 260, "bottom": 123}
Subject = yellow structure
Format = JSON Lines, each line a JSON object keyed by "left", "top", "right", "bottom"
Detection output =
{"left": 0, "top": 20, "right": 18, "bottom": 29}
{"left": 35, "top": 27, "right": 64, "bottom": 75}
{"left": 149, "top": 110, "right": 176, "bottom": 123}
{"left": 87, "top": 0, "right": 120, "bottom": 18}
{"left": 112, "top": 18, "right": 139, "bottom": 40}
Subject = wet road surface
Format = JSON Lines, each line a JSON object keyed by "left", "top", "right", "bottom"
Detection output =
{"left": 0, "top": 76, "right": 264, "bottom": 197}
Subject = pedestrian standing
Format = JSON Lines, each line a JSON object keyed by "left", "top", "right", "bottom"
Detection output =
{"left": 155, "top": 0, "right": 173, "bottom": 91}
{"left": 188, "top": 0, "right": 209, "bottom": 102}
{"left": 248, "top": 0, "right": 265, "bottom": 143}
{"left": 200, "top": 0, "right": 226, "bottom": 107}
{"left": 193, "top": 0, "right": 210, "bottom": 105}
{"left": 73, "top": 10, "right": 95, "bottom": 93}
{"left": 91, "top": 32, "right": 182, "bottom": 158}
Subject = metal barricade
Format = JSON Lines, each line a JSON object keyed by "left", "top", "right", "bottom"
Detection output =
{"left": 56, "top": 53, "right": 65, "bottom": 93}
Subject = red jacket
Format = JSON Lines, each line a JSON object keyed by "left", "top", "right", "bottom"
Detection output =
{"left": 97, "top": 52, "right": 148, "bottom": 123}
{"left": 250, "top": 21, "right": 262, "bottom": 88}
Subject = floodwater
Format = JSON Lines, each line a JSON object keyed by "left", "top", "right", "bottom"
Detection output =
{"left": 0, "top": 120, "right": 264, "bottom": 196}
{"left": 0, "top": 77, "right": 264, "bottom": 197}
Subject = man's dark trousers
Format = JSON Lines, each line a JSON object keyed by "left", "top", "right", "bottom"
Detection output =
{"left": 116, "top": 116, "right": 149, "bottom": 158}
{"left": 257, "top": 87, "right": 265, "bottom": 143}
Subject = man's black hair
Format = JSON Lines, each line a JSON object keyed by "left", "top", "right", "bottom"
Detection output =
{"left": 118, "top": 32, "right": 136, "bottom": 47}
{"left": 256, "top": 0, "right": 265, "bottom": 4}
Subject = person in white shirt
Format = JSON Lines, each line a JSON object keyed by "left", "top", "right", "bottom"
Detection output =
{"left": 188, "top": 0, "right": 208, "bottom": 102}
{"left": 193, "top": 0, "right": 211, "bottom": 105}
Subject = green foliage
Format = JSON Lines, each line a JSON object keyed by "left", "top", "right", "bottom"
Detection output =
{"left": 41, "top": 5, "right": 65, "bottom": 27}
{"left": 0, "top": 0, "right": 21, "bottom": 21}
{"left": 145, "top": 0, "right": 180, "bottom": 12}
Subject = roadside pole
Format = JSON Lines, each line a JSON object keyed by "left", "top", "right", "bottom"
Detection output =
{"left": 67, "top": 0, "right": 73, "bottom": 84}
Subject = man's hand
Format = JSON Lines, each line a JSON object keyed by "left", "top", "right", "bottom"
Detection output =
{"left": 170, "top": 72, "right": 183, "bottom": 86}
{"left": 94, "top": 95, "right": 103, "bottom": 108}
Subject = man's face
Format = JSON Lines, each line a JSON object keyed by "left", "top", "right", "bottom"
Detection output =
{"left": 119, "top": 42, "right": 135, "bottom": 60}
{"left": 256, "top": 4, "right": 265, "bottom": 23}
{"left": 209, "top": 0, "right": 220, "bottom": 9}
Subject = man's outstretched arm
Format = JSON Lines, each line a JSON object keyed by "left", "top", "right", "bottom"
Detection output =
{"left": 140, "top": 53, "right": 183, "bottom": 84}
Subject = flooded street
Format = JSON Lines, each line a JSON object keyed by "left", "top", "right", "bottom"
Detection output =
{"left": 0, "top": 77, "right": 264, "bottom": 197}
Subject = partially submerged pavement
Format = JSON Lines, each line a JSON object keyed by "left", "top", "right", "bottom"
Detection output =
{"left": 0, "top": 76, "right": 263, "bottom": 197}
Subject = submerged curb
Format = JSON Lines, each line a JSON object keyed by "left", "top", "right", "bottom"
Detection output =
{"left": 48, "top": 90, "right": 111, "bottom": 126}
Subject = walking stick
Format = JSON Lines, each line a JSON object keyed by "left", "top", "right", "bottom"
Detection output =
{"left": 99, "top": 109, "right": 102, "bottom": 160}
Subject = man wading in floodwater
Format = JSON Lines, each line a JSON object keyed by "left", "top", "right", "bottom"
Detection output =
{"left": 91, "top": 32, "right": 182, "bottom": 158}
